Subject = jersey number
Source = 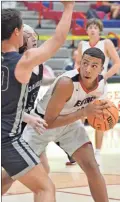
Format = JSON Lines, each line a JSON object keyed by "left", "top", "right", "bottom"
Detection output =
{"left": 1, "top": 65, "right": 9, "bottom": 91}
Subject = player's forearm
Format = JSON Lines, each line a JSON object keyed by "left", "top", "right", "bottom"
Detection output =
{"left": 15, "top": 4, "right": 74, "bottom": 84}
{"left": 102, "top": 2, "right": 111, "bottom": 7}
{"left": 45, "top": 109, "right": 85, "bottom": 129}
{"left": 54, "top": 3, "right": 74, "bottom": 45}
{"left": 104, "top": 62, "right": 120, "bottom": 80}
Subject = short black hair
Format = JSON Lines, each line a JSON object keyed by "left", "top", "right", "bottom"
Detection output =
{"left": 82, "top": 47, "right": 105, "bottom": 65}
{"left": 2, "top": 9, "right": 23, "bottom": 41}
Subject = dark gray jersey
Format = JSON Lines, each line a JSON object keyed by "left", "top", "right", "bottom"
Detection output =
{"left": 1, "top": 52, "right": 28, "bottom": 141}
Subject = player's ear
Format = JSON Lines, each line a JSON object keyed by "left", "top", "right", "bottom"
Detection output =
{"left": 14, "top": 28, "right": 20, "bottom": 36}
{"left": 102, "top": 65, "right": 104, "bottom": 71}
{"left": 100, "top": 65, "right": 104, "bottom": 73}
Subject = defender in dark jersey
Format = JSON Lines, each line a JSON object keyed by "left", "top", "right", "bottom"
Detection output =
{"left": 1, "top": 3, "right": 75, "bottom": 201}
{"left": 2, "top": 24, "right": 55, "bottom": 195}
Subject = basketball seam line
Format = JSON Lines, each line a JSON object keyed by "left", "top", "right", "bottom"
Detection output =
{"left": 93, "top": 116, "right": 96, "bottom": 129}
{"left": 106, "top": 108, "right": 117, "bottom": 123}
{"left": 103, "top": 111, "right": 106, "bottom": 131}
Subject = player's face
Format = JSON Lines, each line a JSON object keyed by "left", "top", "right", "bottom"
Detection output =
{"left": 23, "top": 31, "right": 37, "bottom": 50}
{"left": 80, "top": 54, "right": 103, "bottom": 85}
{"left": 87, "top": 24, "right": 100, "bottom": 38}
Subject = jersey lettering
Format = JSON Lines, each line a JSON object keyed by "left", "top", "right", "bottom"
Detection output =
{"left": 1, "top": 65, "right": 9, "bottom": 91}
{"left": 74, "top": 96, "right": 96, "bottom": 107}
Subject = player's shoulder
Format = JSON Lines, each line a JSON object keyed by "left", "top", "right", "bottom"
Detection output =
{"left": 60, "top": 69, "right": 79, "bottom": 82}
{"left": 2, "top": 51, "right": 21, "bottom": 59}
{"left": 53, "top": 75, "right": 74, "bottom": 98}
{"left": 54, "top": 69, "right": 79, "bottom": 91}
{"left": 78, "top": 40, "right": 88, "bottom": 47}
{"left": 104, "top": 38, "right": 112, "bottom": 45}
{"left": 2, "top": 52, "right": 22, "bottom": 68}
{"left": 81, "top": 40, "right": 88, "bottom": 45}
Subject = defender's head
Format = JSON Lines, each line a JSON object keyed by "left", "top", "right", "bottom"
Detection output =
{"left": 2, "top": 9, "right": 23, "bottom": 47}
{"left": 19, "top": 24, "right": 38, "bottom": 54}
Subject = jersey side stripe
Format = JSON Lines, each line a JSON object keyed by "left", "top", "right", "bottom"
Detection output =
{"left": 9, "top": 84, "right": 28, "bottom": 136}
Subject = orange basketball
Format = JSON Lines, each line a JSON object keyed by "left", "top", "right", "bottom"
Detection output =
{"left": 87, "top": 100, "right": 119, "bottom": 131}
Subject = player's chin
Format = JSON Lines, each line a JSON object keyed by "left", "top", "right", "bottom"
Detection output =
{"left": 83, "top": 76, "right": 92, "bottom": 83}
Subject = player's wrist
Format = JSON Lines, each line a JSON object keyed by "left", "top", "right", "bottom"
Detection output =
{"left": 81, "top": 108, "right": 87, "bottom": 118}
{"left": 77, "top": 108, "right": 86, "bottom": 118}
{"left": 27, "top": 115, "right": 34, "bottom": 125}
{"left": 63, "top": 2, "right": 74, "bottom": 10}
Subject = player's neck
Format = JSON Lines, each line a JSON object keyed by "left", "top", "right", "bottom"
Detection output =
{"left": 83, "top": 80, "right": 97, "bottom": 90}
{"left": 2, "top": 40, "right": 19, "bottom": 53}
{"left": 79, "top": 75, "right": 98, "bottom": 91}
{"left": 89, "top": 36, "right": 100, "bottom": 47}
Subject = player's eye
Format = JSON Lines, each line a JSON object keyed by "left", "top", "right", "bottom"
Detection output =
{"left": 83, "top": 62, "right": 88, "bottom": 66}
{"left": 92, "top": 65, "right": 97, "bottom": 68}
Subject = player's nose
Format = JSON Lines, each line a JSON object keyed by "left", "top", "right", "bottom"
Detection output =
{"left": 85, "top": 65, "right": 91, "bottom": 74}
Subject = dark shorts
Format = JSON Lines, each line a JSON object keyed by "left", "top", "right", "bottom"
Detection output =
{"left": 97, "top": 6, "right": 111, "bottom": 13}
{"left": 2, "top": 136, "right": 40, "bottom": 179}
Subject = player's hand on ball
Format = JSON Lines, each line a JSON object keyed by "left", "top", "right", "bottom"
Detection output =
{"left": 100, "top": 100, "right": 114, "bottom": 108}
{"left": 87, "top": 100, "right": 119, "bottom": 131}
{"left": 28, "top": 115, "right": 48, "bottom": 134}
{"left": 83, "top": 101, "right": 109, "bottom": 119}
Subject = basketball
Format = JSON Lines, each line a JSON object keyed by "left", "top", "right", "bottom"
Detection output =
{"left": 87, "top": 100, "right": 119, "bottom": 131}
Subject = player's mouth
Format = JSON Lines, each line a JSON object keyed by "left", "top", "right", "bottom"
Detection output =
{"left": 84, "top": 76, "right": 91, "bottom": 79}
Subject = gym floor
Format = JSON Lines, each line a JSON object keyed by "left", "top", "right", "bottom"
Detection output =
{"left": 2, "top": 124, "right": 120, "bottom": 202}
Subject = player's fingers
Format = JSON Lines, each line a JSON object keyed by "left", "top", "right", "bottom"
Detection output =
{"left": 95, "top": 109, "right": 109, "bottom": 117}
{"left": 94, "top": 109, "right": 103, "bottom": 115}
{"left": 35, "top": 126, "right": 46, "bottom": 134}
{"left": 97, "top": 104, "right": 109, "bottom": 110}
{"left": 100, "top": 100, "right": 108, "bottom": 105}
{"left": 36, "top": 122, "right": 46, "bottom": 130}
{"left": 94, "top": 114, "right": 103, "bottom": 120}
{"left": 37, "top": 119, "right": 48, "bottom": 127}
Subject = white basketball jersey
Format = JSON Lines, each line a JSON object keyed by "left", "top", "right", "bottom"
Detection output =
{"left": 81, "top": 40, "right": 109, "bottom": 73}
{"left": 36, "top": 69, "right": 107, "bottom": 116}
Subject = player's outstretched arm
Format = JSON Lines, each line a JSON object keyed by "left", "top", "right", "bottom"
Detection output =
{"left": 77, "top": 41, "right": 83, "bottom": 63}
{"left": 15, "top": 1, "right": 74, "bottom": 83}
{"left": 104, "top": 39, "right": 120, "bottom": 80}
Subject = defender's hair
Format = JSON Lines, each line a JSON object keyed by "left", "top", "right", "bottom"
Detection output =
{"left": 2, "top": 9, "right": 22, "bottom": 41}
{"left": 86, "top": 18, "right": 103, "bottom": 32}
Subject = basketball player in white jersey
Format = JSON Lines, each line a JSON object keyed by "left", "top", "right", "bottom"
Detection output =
{"left": 22, "top": 48, "right": 111, "bottom": 202}
{"left": 77, "top": 18, "right": 120, "bottom": 165}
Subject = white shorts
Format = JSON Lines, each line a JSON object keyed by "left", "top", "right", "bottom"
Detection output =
{"left": 22, "top": 115, "right": 90, "bottom": 157}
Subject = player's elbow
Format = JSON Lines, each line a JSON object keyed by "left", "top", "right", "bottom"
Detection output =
{"left": 44, "top": 116, "right": 55, "bottom": 129}
{"left": 14, "top": 68, "right": 29, "bottom": 84}
{"left": 114, "top": 59, "right": 120, "bottom": 69}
